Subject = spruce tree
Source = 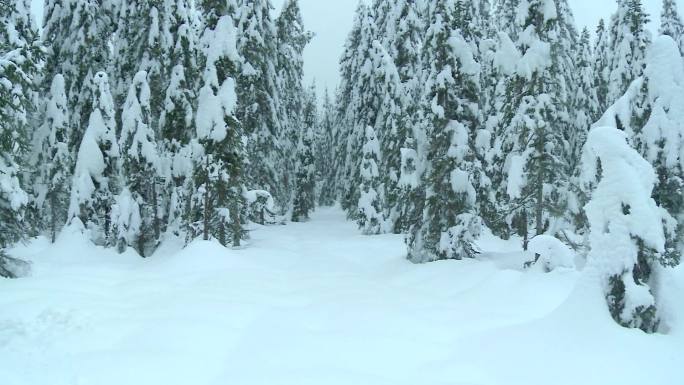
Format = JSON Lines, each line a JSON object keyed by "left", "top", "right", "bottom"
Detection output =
{"left": 390, "top": 0, "right": 426, "bottom": 234}
{"left": 68, "top": 72, "right": 121, "bottom": 246}
{"left": 372, "top": 40, "right": 411, "bottom": 233}
{"left": 339, "top": 5, "right": 380, "bottom": 221}
{"left": 581, "top": 126, "right": 673, "bottom": 333}
{"left": 596, "top": 35, "right": 684, "bottom": 265}
{"left": 291, "top": 84, "right": 317, "bottom": 222}
{"left": 42, "top": 0, "right": 114, "bottom": 158}
{"left": 2, "top": 0, "right": 43, "bottom": 237}
{"left": 316, "top": 88, "right": 337, "bottom": 207}
{"left": 494, "top": 0, "right": 575, "bottom": 251}
{"left": 0, "top": 0, "right": 37, "bottom": 275}
{"left": 593, "top": 18, "right": 610, "bottom": 114}
{"left": 118, "top": 71, "right": 163, "bottom": 256}
{"left": 335, "top": 2, "right": 368, "bottom": 215}
{"left": 572, "top": 28, "right": 600, "bottom": 164}
{"left": 407, "top": 0, "right": 483, "bottom": 262}
{"left": 158, "top": 0, "right": 201, "bottom": 238}
{"left": 34, "top": 75, "right": 71, "bottom": 243}
{"left": 606, "top": 0, "right": 651, "bottom": 107}
{"left": 660, "top": 0, "right": 684, "bottom": 55}
{"left": 276, "top": 0, "right": 312, "bottom": 209}
{"left": 358, "top": 126, "right": 385, "bottom": 235}
{"left": 236, "top": 0, "right": 286, "bottom": 211}
{"left": 191, "top": 0, "right": 245, "bottom": 247}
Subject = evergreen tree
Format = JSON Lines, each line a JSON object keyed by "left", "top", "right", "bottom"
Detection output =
{"left": 372, "top": 40, "right": 405, "bottom": 232}
{"left": 158, "top": 0, "right": 201, "bottom": 238}
{"left": 572, "top": 28, "right": 600, "bottom": 163}
{"left": 407, "top": 0, "right": 483, "bottom": 262}
{"left": 236, "top": 0, "right": 286, "bottom": 210}
{"left": 390, "top": 0, "right": 426, "bottom": 234}
{"left": 68, "top": 72, "right": 121, "bottom": 246}
{"left": 606, "top": 0, "right": 651, "bottom": 107}
{"left": 358, "top": 126, "right": 385, "bottom": 235}
{"left": 316, "top": 88, "right": 337, "bottom": 207}
{"left": 0, "top": 0, "right": 37, "bottom": 275}
{"left": 2, "top": 0, "right": 43, "bottom": 237}
{"left": 276, "top": 0, "right": 312, "bottom": 208}
{"left": 340, "top": 4, "right": 380, "bottom": 221}
{"left": 291, "top": 84, "right": 317, "bottom": 222}
{"left": 42, "top": 0, "right": 114, "bottom": 158}
{"left": 118, "top": 71, "right": 163, "bottom": 256}
{"left": 660, "top": 0, "right": 684, "bottom": 55}
{"left": 593, "top": 18, "right": 610, "bottom": 114}
{"left": 581, "top": 126, "right": 673, "bottom": 333}
{"left": 191, "top": 0, "right": 246, "bottom": 247}
{"left": 596, "top": 35, "right": 684, "bottom": 264}
{"left": 494, "top": 0, "right": 575, "bottom": 251}
{"left": 33, "top": 75, "right": 71, "bottom": 243}
{"left": 568, "top": 28, "right": 600, "bottom": 233}
{"left": 334, "top": 2, "right": 368, "bottom": 215}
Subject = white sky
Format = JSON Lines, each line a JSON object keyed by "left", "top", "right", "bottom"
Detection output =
{"left": 32, "top": 0, "right": 684, "bottom": 97}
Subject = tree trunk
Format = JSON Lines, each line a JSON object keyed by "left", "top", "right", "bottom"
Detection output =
{"left": 203, "top": 157, "right": 210, "bottom": 241}
{"left": 50, "top": 192, "right": 57, "bottom": 244}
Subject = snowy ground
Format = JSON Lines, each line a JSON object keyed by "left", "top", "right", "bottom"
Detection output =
{"left": 1, "top": 207, "right": 682, "bottom": 385}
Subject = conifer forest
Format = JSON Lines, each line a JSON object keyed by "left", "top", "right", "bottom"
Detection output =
{"left": 1, "top": 1, "right": 684, "bottom": 384}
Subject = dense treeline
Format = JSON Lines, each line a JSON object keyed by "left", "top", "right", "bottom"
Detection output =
{"left": 0, "top": 0, "right": 320, "bottom": 262}
{"left": 320, "top": 0, "right": 684, "bottom": 333}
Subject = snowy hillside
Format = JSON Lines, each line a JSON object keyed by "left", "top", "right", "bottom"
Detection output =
{"left": 1, "top": 208, "right": 682, "bottom": 385}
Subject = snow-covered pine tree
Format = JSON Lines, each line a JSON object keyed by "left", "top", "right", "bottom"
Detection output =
{"left": 406, "top": 0, "right": 483, "bottom": 263}
{"left": 68, "top": 72, "right": 121, "bottom": 246}
{"left": 276, "top": 0, "right": 313, "bottom": 209}
{"left": 236, "top": 0, "right": 286, "bottom": 211}
{"left": 339, "top": 4, "right": 381, "bottom": 221}
{"left": 568, "top": 27, "right": 601, "bottom": 234}
{"left": 0, "top": 0, "right": 38, "bottom": 276}
{"left": 606, "top": 0, "right": 651, "bottom": 107}
{"left": 192, "top": 0, "right": 245, "bottom": 247}
{"left": 334, "top": 2, "right": 367, "bottom": 215}
{"left": 1, "top": 0, "right": 43, "bottom": 237}
{"left": 118, "top": 71, "right": 163, "bottom": 256}
{"left": 572, "top": 27, "right": 600, "bottom": 163}
{"left": 493, "top": 0, "right": 576, "bottom": 251}
{"left": 372, "top": 40, "right": 408, "bottom": 233}
{"left": 358, "top": 126, "right": 385, "bottom": 235}
{"left": 33, "top": 75, "right": 71, "bottom": 243}
{"left": 581, "top": 126, "right": 673, "bottom": 333}
{"left": 158, "top": 0, "right": 201, "bottom": 238}
{"left": 593, "top": 18, "right": 610, "bottom": 114}
{"left": 112, "top": 0, "right": 168, "bottom": 132}
{"left": 660, "top": 0, "right": 684, "bottom": 56}
{"left": 42, "top": 0, "right": 114, "bottom": 158}
{"left": 389, "top": 0, "right": 426, "bottom": 234}
{"left": 316, "top": 88, "right": 337, "bottom": 207}
{"left": 596, "top": 35, "right": 684, "bottom": 263}
{"left": 291, "top": 84, "right": 317, "bottom": 222}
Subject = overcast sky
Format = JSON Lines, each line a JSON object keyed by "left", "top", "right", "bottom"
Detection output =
{"left": 32, "top": 0, "right": 684, "bottom": 97}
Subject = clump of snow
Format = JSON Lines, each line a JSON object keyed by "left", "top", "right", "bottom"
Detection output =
{"left": 506, "top": 153, "right": 527, "bottom": 200}
{"left": 528, "top": 234, "right": 576, "bottom": 272}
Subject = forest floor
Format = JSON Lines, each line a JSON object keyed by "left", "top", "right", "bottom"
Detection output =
{"left": 1, "top": 207, "right": 683, "bottom": 385}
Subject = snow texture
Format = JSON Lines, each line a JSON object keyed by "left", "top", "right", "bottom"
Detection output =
{"left": 1, "top": 208, "right": 683, "bottom": 385}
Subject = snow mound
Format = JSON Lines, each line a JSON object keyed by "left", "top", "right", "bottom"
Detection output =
{"left": 528, "top": 234, "right": 575, "bottom": 272}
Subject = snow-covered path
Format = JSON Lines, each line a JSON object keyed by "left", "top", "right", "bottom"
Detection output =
{"left": 1, "top": 208, "right": 682, "bottom": 385}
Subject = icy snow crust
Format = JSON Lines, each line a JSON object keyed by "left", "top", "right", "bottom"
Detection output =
{"left": 1, "top": 208, "right": 682, "bottom": 385}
